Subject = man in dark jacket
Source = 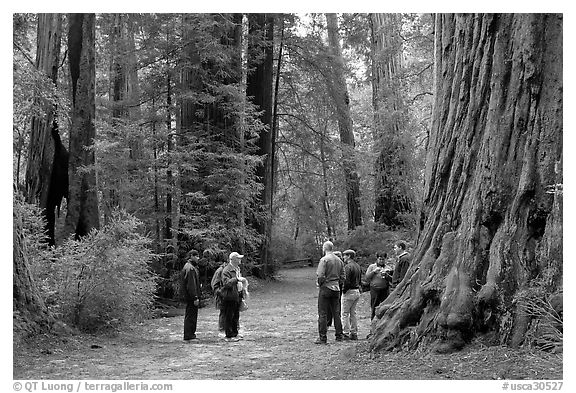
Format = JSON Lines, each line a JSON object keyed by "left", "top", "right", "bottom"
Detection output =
{"left": 183, "top": 250, "right": 201, "bottom": 342}
{"left": 391, "top": 240, "right": 411, "bottom": 289}
{"left": 341, "top": 249, "right": 361, "bottom": 340}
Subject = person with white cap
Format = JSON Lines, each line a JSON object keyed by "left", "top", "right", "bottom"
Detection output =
{"left": 219, "top": 251, "right": 248, "bottom": 341}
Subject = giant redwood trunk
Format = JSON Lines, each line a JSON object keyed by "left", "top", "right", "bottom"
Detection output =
{"left": 325, "top": 13, "right": 363, "bottom": 230}
{"left": 247, "top": 13, "right": 275, "bottom": 273}
{"left": 371, "top": 14, "right": 562, "bottom": 353}
{"left": 64, "top": 14, "right": 100, "bottom": 239}
{"left": 25, "top": 13, "right": 68, "bottom": 246}
{"left": 370, "top": 13, "right": 412, "bottom": 226}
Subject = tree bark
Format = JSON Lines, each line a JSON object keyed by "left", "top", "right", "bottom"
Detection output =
{"left": 370, "top": 14, "right": 562, "bottom": 353}
{"left": 370, "top": 13, "right": 412, "bottom": 226}
{"left": 25, "top": 13, "right": 67, "bottom": 246}
{"left": 325, "top": 13, "right": 363, "bottom": 230}
{"left": 246, "top": 13, "right": 275, "bottom": 273}
{"left": 64, "top": 13, "right": 100, "bottom": 239}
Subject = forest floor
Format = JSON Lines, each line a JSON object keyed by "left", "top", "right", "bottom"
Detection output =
{"left": 13, "top": 267, "right": 562, "bottom": 381}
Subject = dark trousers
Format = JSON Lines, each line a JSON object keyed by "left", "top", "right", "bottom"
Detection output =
{"left": 184, "top": 301, "right": 198, "bottom": 340}
{"left": 326, "top": 291, "right": 342, "bottom": 327}
{"left": 218, "top": 308, "right": 225, "bottom": 331}
{"left": 222, "top": 299, "right": 240, "bottom": 338}
{"left": 370, "top": 287, "right": 389, "bottom": 320}
{"left": 318, "top": 286, "right": 343, "bottom": 340}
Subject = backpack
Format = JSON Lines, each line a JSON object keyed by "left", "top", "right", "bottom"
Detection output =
{"left": 211, "top": 265, "right": 225, "bottom": 292}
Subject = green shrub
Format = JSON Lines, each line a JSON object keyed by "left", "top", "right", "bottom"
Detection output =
{"left": 47, "top": 211, "right": 158, "bottom": 332}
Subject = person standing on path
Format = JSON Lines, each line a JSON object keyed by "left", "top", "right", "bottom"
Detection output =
{"left": 315, "top": 241, "right": 345, "bottom": 344}
{"left": 183, "top": 250, "right": 202, "bottom": 342}
{"left": 326, "top": 250, "right": 344, "bottom": 328}
{"left": 211, "top": 259, "right": 227, "bottom": 336}
{"left": 340, "top": 249, "right": 361, "bottom": 340}
{"left": 364, "top": 252, "right": 391, "bottom": 320}
{"left": 391, "top": 240, "right": 411, "bottom": 289}
{"left": 220, "top": 252, "right": 248, "bottom": 342}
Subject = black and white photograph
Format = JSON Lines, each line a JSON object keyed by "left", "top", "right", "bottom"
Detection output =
{"left": 9, "top": 7, "right": 566, "bottom": 388}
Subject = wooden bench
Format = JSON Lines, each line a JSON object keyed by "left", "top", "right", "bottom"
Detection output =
{"left": 282, "top": 258, "right": 314, "bottom": 268}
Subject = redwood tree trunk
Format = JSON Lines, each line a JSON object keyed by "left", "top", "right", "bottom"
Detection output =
{"left": 246, "top": 13, "right": 275, "bottom": 273}
{"left": 370, "top": 13, "right": 412, "bottom": 226}
{"left": 325, "top": 13, "right": 363, "bottom": 230}
{"left": 64, "top": 13, "right": 100, "bottom": 239}
{"left": 25, "top": 13, "right": 67, "bottom": 246}
{"left": 370, "top": 14, "right": 562, "bottom": 353}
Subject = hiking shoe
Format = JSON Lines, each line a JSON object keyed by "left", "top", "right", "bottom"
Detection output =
{"left": 218, "top": 332, "right": 226, "bottom": 338}
{"left": 342, "top": 334, "right": 350, "bottom": 340}
{"left": 335, "top": 336, "right": 343, "bottom": 342}
{"left": 314, "top": 338, "right": 327, "bottom": 345}
{"left": 225, "top": 337, "right": 240, "bottom": 342}
{"left": 350, "top": 334, "right": 358, "bottom": 341}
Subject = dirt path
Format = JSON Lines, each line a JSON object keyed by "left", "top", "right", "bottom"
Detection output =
{"left": 13, "top": 267, "right": 562, "bottom": 380}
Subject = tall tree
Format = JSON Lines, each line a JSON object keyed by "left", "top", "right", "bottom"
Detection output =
{"left": 370, "top": 13, "right": 412, "bottom": 226}
{"left": 64, "top": 13, "right": 100, "bottom": 239}
{"left": 325, "top": 13, "right": 363, "bottom": 230}
{"left": 370, "top": 14, "right": 562, "bottom": 353}
{"left": 246, "top": 13, "right": 275, "bottom": 272}
{"left": 24, "top": 13, "right": 68, "bottom": 246}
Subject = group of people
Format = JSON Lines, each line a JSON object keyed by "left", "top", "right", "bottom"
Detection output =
{"left": 180, "top": 239, "right": 411, "bottom": 345}
{"left": 314, "top": 240, "right": 411, "bottom": 344}
{"left": 181, "top": 250, "right": 249, "bottom": 343}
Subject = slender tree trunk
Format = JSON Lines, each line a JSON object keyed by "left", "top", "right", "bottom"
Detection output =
{"left": 24, "top": 13, "right": 67, "bottom": 246}
{"left": 370, "top": 14, "right": 563, "bottom": 353}
{"left": 370, "top": 13, "right": 412, "bottom": 227}
{"left": 152, "top": 98, "right": 161, "bottom": 243}
{"left": 325, "top": 13, "right": 363, "bottom": 230}
{"left": 165, "top": 69, "right": 173, "bottom": 242}
{"left": 247, "top": 13, "right": 275, "bottom": 273}
{"left": 64, "top": 13, "right": 100, "bottom": 239}
{"left": 319, "top": 125, "right": 334, "bottom": 238}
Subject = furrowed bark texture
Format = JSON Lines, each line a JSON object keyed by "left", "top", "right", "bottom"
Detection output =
{"left": 64, "top": 13, "right": 100, "bottom": 239}
{"left": 370, "top": 14, "right": 562, "bottom": 353}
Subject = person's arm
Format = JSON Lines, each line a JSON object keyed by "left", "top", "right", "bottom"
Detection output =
{"left": 342, "top": 264, "right": 351, "bottom": 293}
{"left": 339, "top": 262, "right": 346, "bottom": 290}
{"left": 316, "top": 258, "right": 326, "bottom": 286}
{"left": 186, "top": 268, "right": 200, "bottom": 301}
{"left": 365, "top": 264, "right": 377, "bottom": 281}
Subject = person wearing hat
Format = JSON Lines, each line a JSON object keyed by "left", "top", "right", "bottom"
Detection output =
{"left": 183, "top": 250, "right": 201, "bottom": 342}
{"left": 341, "top": 249, "right": 362, "bottom": 340}
{"left": 220, "top": 251, "right": 248, "bottom": 341}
